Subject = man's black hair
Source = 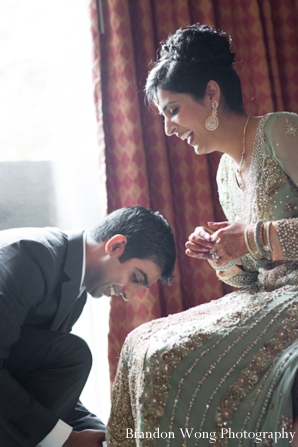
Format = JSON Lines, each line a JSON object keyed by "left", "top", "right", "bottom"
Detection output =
{"left": 90, "top": 206, "right": 176, "bottom": 284}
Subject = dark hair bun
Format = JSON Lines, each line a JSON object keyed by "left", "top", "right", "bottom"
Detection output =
{"left": 145, "top": 23, "right": 244, "bottom": 113}
{"left": 160, "top": 24, "right": 235, "bottom": 71}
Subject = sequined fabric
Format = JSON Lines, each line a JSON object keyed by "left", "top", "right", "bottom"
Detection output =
{"left": 107, "top": 113, "right": 298, "bottom": 446}
{"left": 217, "top": 113, "right": 298, "bottom": 288}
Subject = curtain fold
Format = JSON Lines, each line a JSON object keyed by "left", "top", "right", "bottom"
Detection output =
{"left": 89, "top": 0, "right": 298, "bottom": 382}
{"left": 89, "top": 0, "right": 107, "bottom": 210}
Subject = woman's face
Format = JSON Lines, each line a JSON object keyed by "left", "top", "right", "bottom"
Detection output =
{"left": 156, "top": 88, "right": 215, "bottom": 155}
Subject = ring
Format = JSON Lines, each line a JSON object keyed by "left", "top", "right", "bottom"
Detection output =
{"left": 211, "top": 252, "right": 220, "bottom": 260}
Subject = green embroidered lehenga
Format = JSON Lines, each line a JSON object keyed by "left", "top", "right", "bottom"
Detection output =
{"left": 107, "top": 112, "right": 298, "bottom": 447}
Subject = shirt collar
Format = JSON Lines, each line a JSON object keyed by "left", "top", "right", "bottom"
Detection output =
{"left": 80, "top": 231, "right": 87, "bottom": 292}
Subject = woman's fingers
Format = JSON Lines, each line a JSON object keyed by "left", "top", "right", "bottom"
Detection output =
{"left": 188, "top": 227, "right": 213, "bottom": 247}
{"left": 216, "top": 265, "right": 242, "bottom": 280}
{"left": 185, "top": 240, "right": 210, "bottom": 251}
{"left": 185, "top": 239, "right": 213, "bottom": 259}
{"left": 186, "top": 226, "right": 216, "bottom": 258}
{"left": 208, "top": 221, "right": 230, "bottom": 230}
{"left": 185, "top": 248, "right": 212, "bottom": 259}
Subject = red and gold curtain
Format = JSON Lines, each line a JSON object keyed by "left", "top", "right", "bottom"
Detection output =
{"left": 88, "top": 0, "right": 298, "bottom": 381}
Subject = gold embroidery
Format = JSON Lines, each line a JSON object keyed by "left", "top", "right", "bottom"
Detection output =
{"left": 259, "top": 156, "right": 288, "bottom": 197}
{"left": 275, "top": 219, "right": 298, "bottom": 260}
{"left": 214, "top": 300, "right": 298, "bottom": 446}
{"left": 279, "top": 416, "right": 293, "bottom": 430}
{"left": 285, "top": 118, "right": 298, "bottom": 136}
{"left": 139, "top": 292, "right": 274, "bottom": 447}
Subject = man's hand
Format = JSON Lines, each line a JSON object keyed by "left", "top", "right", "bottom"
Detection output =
{"left": 63, "top": 430, "right": 105, "bottom": 447}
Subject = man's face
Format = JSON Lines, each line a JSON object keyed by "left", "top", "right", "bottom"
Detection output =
{"left": 85, "top": 257, "right": 162, "bottom": 300}
{"left": 83, "top": 234, "right": 162, "bottom": 300}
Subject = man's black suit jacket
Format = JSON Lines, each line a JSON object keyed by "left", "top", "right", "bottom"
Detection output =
{"left": 0, "top": 227, "right": 104, "bottom": 445}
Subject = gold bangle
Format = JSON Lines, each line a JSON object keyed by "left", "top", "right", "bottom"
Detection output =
{"left": 254, "top": 220, "right": 268, "bottom": 257}
{"left": 244, "top": 225, "right": 262, "bottom": 261}
{"left": 263, "top": 221, "right": 273, "bottom": 253}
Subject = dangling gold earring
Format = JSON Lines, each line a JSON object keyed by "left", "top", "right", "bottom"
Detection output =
{"left": 205, "top": 101, "right": 219, "bottom": 131}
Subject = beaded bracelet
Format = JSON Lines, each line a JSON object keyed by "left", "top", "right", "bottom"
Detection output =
{"left": 210, "top": 258, "right": 237, "bottom": 271}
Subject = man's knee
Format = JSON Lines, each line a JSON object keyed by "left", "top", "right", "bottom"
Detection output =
{"left": 54, "top": 332, "right": 93, "bottom": 374}
{"left": 7, "top": 329, "right": 93, "bottom": 380}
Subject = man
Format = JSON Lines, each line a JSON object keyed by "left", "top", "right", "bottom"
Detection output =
{"left": 0, "top": 206, "right": 176, "bottom": 447}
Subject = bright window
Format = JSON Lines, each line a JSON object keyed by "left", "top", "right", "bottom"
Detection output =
{"left": 0, "top": 0, "right": 98, "bottom": 161}
{"left": 0, "top": 0, "right": 110, "bottom": 423}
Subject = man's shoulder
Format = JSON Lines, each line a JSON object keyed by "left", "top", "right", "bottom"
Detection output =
{"left": 0, "top": 228, "right": 85, "bottom": 272}
{"left": 0, "top": 227, "right": 67, "bottom": 249}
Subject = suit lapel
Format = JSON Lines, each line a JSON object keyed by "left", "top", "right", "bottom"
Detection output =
{"left": 51, "top": 230, "right": 85, "bottom": 331}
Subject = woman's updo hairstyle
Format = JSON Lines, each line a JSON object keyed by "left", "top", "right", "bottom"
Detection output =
{"left": 145, "top": 24, "right": 244, "bottom": 114}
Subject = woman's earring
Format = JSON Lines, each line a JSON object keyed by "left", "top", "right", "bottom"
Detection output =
{"left": 205, "top": 101, "right": 219, "bottom": 131}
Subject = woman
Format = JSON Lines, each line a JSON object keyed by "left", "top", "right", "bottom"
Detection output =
{"left": 107, "top": 24, "right": 298, "bottom": 446}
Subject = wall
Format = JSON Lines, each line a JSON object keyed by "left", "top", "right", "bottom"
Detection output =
{"left": 0, "top": 161, "right": 56, "bottom": 229}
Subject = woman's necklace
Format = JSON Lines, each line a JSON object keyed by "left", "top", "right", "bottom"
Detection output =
{"left": 236, "top": 116, "right": 250, "bottom": 190}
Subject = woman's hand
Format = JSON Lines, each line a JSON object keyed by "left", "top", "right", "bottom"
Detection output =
{"left": 207, "top": 221, "right": 248, "bottom": 265}
{"left": 215, "top": 265, "right": 243, "bottom": 280}
{"left": 185, "top": 226, "right": 214, "bottom": 259}
{"left": 185, "top": 221, "right": 248, "bottom": 266}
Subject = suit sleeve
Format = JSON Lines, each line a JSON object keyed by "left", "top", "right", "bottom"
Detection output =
{"left": 70, "top": 400, "right": 106, "bottom": 432}
{"left": 0, "top": 241, "right": 61, "bottom": 447}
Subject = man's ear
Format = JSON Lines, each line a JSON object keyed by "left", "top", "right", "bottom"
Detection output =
{"left": 105, "top": 234, "right": 127, "bottom": 257}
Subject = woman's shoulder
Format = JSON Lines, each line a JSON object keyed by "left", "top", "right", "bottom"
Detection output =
{"left": 261, "top": 111, "right": 298, "bottom": 154}
{"left": 217, "top": 111, "right": 298, "bottom": 179}
{"left": 263, "top": 111, "right": 298, "bottom": 133}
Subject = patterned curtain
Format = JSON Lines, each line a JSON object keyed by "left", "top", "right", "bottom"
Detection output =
{"left": 88, "top": 0, "right": 298, "bottom": 382}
